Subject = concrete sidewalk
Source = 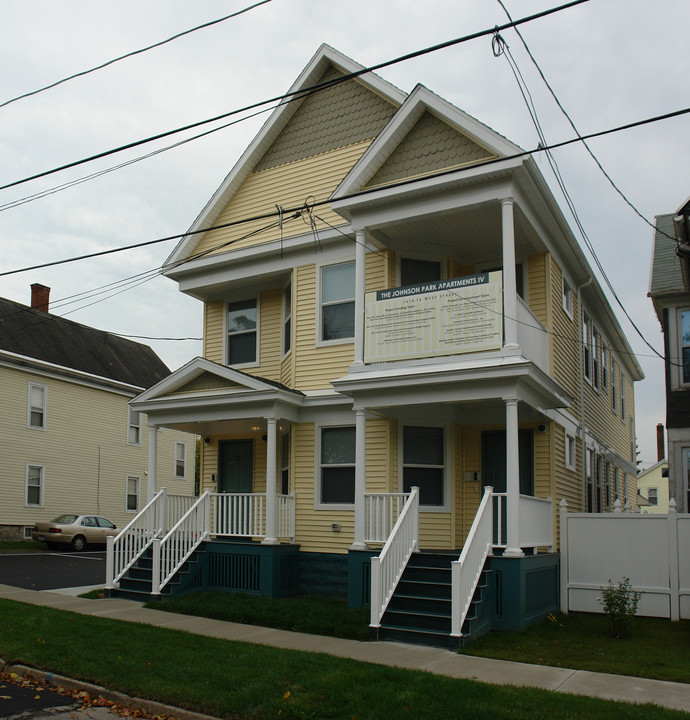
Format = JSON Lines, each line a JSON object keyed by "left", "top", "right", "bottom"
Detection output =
{"left": 0, "top": 584, "right": 688, "bottom": 714}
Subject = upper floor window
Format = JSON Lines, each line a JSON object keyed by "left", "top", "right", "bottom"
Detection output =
{"left": 601, "top": 342, "right": 609, "bottom": 392}
{"left": 127, "top": 406, "right": 141, "bottom": 445}
{"left": 400, "top": 257, "right": 441, "bottom": 287}
{"left": 320, "top": 262, "right": 355, "bottom": 342}
{"left": 26, "top": 464, "right": 44, "bottom": 506}
{"left": 562, "top": 276, "right": 574, "bottom": 319}
{"left": 402, "top": 426, "right": 445, "bottom": 507}
{"left": 680, "top": 308, "right": 690, "bottom": 385}
{"left": 28, "top": 383, "right": 46, "bottom": 429}
{"left": 565, "top": 433, "right": 576, "bottom": 470}
{"left": 583, "top": 313, "right": 592, "bottom": 383}
{"left": 611, "top": 359, "right": 618, "bottom": 413}
{"left": 283, "top": 282, "right": 292, "bottom": 356}
{"left": 592, "top": 327, "right": 601, "bottom": 390}
{"left": 227, "top": 298, "right": 258, "bottom": 365}
{"left": 174, "top": 442, "right": 186, "bottom": 479}
{"left": 620, "top": 370, "right": 626, "bottom": 421}
{"left": 319, "top": 426, "right": 355, "bottom": 505}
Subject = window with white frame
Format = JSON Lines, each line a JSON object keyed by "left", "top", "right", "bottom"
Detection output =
{"left": 28, "top": 383, "right": 46, "bottom": 429}
{"left": 562, "top": 276, "right": 574, "bottom": 318}
{"left": 583, "top": 313, "right": 592, "bottom": 383}
{"left": 126, "top": 475, "right": 140, "bottom": 511}
{"left": 174, "top": 442, "right": 186, "bottom": 479}
{"left": 680, "top": 309, "right": 690, "bottom": 385}
{"left": 601, "top": 342, "right": 609, "bottom": 392}
{"left": 565, "top": 432, "right": 576, "bottom": 470}
{"left": 227, "top": 298, "right": 258, "bottom": 365}
{"left": 282, "top": 282, "right": 292, "bottom": 356}
{"left": 592, "top": 327, "right": 601, "bottom": 390}
{"left": 319, "top": 426, "right": 355, "bottom": 504}
{"left": 26, "top": 464, "right": 44, "bottom": 506}
{"left": 611, "top": 359, "right": 618, "bottom": 413}
{"left": 128, "top": 406, "right": 141, "bottom": 445}
{"left": 647, "top": 487, "right": 658, "bottom": 505}
{"left": 402, "top": 426, "right": 445, "bottom": 507}
{"left": 320, "top": 262, "right": 355, "bottom": 342}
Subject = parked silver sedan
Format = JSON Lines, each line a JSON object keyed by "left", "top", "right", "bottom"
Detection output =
{"left": 31, "top": 514, "right": 118, "bottom": 551}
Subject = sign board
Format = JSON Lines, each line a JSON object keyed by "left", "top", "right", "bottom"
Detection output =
{"left": 364, "top": 271, "right": 503, "bottom": 363}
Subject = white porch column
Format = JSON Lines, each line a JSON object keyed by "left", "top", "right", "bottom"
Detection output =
{"left": 353, "top": 230, "right": 367, "bottom": 366}
{"left": 147, "top": 424, "right": 158, "bottom": 502}
{"left": 263, "top": 417, "right": 279, "bottom": 545}
{"left": 501, "top": 197, "right": 519, "bottom": 349}
{"left": 504, "top": 398, "right": 524, "bottom": 557}
{"left": 351, "top": 408, "right": 368, "bottom": 550}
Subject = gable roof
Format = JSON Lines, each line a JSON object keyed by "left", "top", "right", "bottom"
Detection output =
{"left": 164, "top": 44, "right": 406, "bottom": 270}
{"left": 649, "top": 212, "right": 685, "bottom": 297}
{"left": 0, "top": 296, "right": 170, "bottom": 389}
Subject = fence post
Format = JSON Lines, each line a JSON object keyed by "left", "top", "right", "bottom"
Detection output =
{"left": 559, "top": 498, "right": 568, "bottom": 614}
{"left": 668, "top": 499, "right": 680, "bottom": 621}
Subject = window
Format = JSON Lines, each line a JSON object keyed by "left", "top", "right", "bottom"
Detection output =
{"left": 126, "top": 475, "right": 140, "bottom": 511}
{"left": 283, "top": 282, "right": 292, "bottom": 355}
{"left": 227, "top": 298, "right": 258, "bottom": 365}
{"left": 583, "top": 313, "right": 592, "bottom": 383}
{"left": 320, "top": 262, "right": 355, "bottom": 341}
{"left": 320, "top": 426, "right": 355, "bottom": 504}
{"left": 565, "top": 433, "right": 576, "bottom": 470}
{"left": 280, "top": 432, "right": 290, "bottom": 495}
{"left": 562, "top": 276, "right": 573, "bottom": 318}
{"left": 585, "top": 448, "right": 594, "bottom": 512}
{"left": 595, "top": 454, "right": 603, "bottom": 512}
{"left": 26, "top": 464, "right": 44, "bottom": 506}
{"left": 611, "top": 360, "right": 618, "bottom": 413}
{"left": 174, "top": 442, "right": 186, "bottom": 479}
{"left": 400, "top": 257, "right": 441, "bottom": 287}
{"left": 680, "top": 309, "right": 690, "bottom": 385}
{"left": 592, "top": 327, "right": 601, "bottom": 390}
{"left": 28, "top": 383, "right": 46, "bottom": 429}
{"left": 684, "top": 448, "right": 690, "bottom": 512}
{"left": 601, "top": 342, "right": 609, "bottom": 391}
{"left": 128, "top": 406, "right": 141, "bottom": 445}
{"left": 604, "top": 461, "right": 611, "bottom": 509}
{"left": 613, "top": 466, "right": 619, "bottom": 501}
{"left": 647, "top": 488, "right": 658, "bottom": 505}
{"left": 402, "top": 426, "right": 445, "bottom": 506}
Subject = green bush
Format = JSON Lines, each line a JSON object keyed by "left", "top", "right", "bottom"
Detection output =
{"left": 598, "top": 577, "right": 642, "bottom": 638}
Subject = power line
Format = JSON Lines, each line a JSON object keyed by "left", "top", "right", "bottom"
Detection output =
{"left": 0, "top": 0, "right": 274, "bottom": 110}
{"left": 0, "top": 0, "right": 590, "bottom": 194}
{"left": 2, "top": 102, "right": 687, "bottom": 280}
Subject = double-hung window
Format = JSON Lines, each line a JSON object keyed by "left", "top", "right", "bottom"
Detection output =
{"left": 562, "top": 276, "right": 574, "bottom": 318}
{"left": 174, "top": 442, "right": 186, "bottom": 479}
{"left": 28, "top": 383, "right": 46, "bottom": 429}
{"left": 26, "top": 464, "right": 44, "bottom": 506}
{"left": 592, "top": 327, "right": 601, "bottom": 390}
{"left": 126, "top": 475, "right": 140, "bottom": 511}
{"left": 283, "top": 282, "right": 292, "bottom": 355}
{"left": 128, "top": 407, "right": 141, "bottom": 445}
{"left": 320, "top": 262, "right": 355, "bottom": 342}
{"left": 402, "top": 426, "right": 445, "bottom": 507}
{"left": 319, "top": 426, "right": 355, "bottom": 504}
{"left": 647, "top": 488, "right": 658, "bottom": 505}
{"left": 583, "top": 313, "right": 592, "bottom": 383}
{"left": 227, "top": 298, "right": 258, "bottom": 365}
{"left": 611, "top": 360, "right": 618, "bottom": 413}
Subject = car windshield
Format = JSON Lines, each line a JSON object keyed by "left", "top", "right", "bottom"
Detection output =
{"left": 52, "top": 514, "right": 79, "bottom": 524}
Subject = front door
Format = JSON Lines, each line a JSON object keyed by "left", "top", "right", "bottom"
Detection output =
{"left": 218, "top": 440, "right": 254, "bottom": 535}
{"left": 481, "top": 429, "right": 534, "bottom": 544}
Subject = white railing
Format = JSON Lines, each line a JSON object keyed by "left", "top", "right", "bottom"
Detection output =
{"left": 516, "top": 295, "right": 548, "bottom": 373}
{"left": 106, "top": 488, "right": 166, "bottom": 589}
{"left": 364, "top": 492, "right": 411, "bottom": 543}
{"left": 451, "top": 486, "right": 494, "bottom": 636}
{"left": 277, "top": 494, "right": 295, "bottom": 542}
{"left": 152, "top": 491, "right": 211, "bottom": 595}
{"left": 492, "top": 493, "right": 553, "bottom": 549}
{"left": 370, "top": 487, "right": 419, "bottom": 628}
{"left": 212, "top": 493, "right": 266, "bottom": 537}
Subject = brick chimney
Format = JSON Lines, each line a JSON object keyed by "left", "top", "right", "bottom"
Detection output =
{"left": 656, "top": 423, "right": 665, "bottom": 462}
{"left": 30, "top": 283, "right": 50, "bottom": 312}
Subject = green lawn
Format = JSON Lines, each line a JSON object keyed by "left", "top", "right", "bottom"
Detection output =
{"left": 0, "top": 540, "right": 46, "bottom": 552}
{"left": 0, "top": 600, "right": 686, "bottom": 720}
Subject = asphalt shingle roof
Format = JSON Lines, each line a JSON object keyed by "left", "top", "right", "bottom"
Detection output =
{"left": 649, "top": 212, "right": 684, "bottom": 296}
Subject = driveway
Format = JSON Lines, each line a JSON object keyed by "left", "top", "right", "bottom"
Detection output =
{"left": 0, "top": 550, "right": 106, "bottom": 590}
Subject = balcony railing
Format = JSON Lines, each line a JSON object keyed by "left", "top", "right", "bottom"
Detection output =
{"left": 516, "top": 295, "right": 548, "bottom": 373}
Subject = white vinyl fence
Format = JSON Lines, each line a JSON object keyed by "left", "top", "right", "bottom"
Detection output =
{"left": 560, "top": 499, "right": 690, "bottom": 620}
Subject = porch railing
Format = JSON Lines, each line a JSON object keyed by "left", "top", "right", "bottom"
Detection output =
{"left": 152, "top": 491, "right": 211, "bottom": 595}
{"left": 370, "top": 486, "right": 419, "bottom": 628}
{"left": 451, "top": 486, "right": 493, "bottom": 636}
{"left": 364, "top": 492, "right": 411, "bottom": 543}
{"left": 492, "top": 493, "right": 553, "bottom": 549}
{"left": 516, "top": 295, "right": 548, "bottom": 373}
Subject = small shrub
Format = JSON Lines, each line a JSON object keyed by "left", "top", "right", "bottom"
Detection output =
{"left": 598, "top": 577, "right": 642, "bottom": 638}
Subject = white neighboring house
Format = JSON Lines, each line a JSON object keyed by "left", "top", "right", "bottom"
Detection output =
{"left": 0, "top": 285, "right": 196, "bottom": 541}
{"left": 636, "top": 459, "right": 670, "bottom": 513}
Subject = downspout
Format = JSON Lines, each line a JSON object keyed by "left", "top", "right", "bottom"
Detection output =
{"left": 577, "top": 277, "right": 592, "bottom": 510}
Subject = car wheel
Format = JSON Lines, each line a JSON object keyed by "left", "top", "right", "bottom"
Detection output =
{"left": 71, "top": 535, "right": 87, "bottom": 552}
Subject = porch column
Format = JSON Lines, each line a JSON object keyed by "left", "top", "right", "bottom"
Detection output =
{"left": 147, "top": 424, "right": 158, "bottom": 502}
{"left": 501, "top": 197, "right": 519, "bottom": 349}
{"left": 504, "top": 398, "right": 524, "bottom": 557}
{"left": 351, "top": 408, "right": 368, "bottom": 550}
{"left": 263, "top": 417, "right": 279, "bottom": 545}
{"left": 354, "top": 230, "right": 367, "bottom": 366}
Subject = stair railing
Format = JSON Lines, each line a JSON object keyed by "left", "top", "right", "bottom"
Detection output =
{"left": 151, "top": 490, "right": 211, "bottom": 595}
{"left": 451, "top": 485, "right": 493, "bottom": 637}
{"left": 370, "top": 486, "right": 419, "bottom": 628}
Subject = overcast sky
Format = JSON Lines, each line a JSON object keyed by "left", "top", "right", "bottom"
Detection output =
{"left": 1, "top": 0, "right": 687, "bottom": 468}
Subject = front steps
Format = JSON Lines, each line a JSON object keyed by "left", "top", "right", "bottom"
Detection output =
{"left": 373, "top": 551, "right": 491, "bottom": 649}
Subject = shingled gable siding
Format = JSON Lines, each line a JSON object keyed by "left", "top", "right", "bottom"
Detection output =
{"left": 364, "top": 110, "right": 496, "bottom": 189}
